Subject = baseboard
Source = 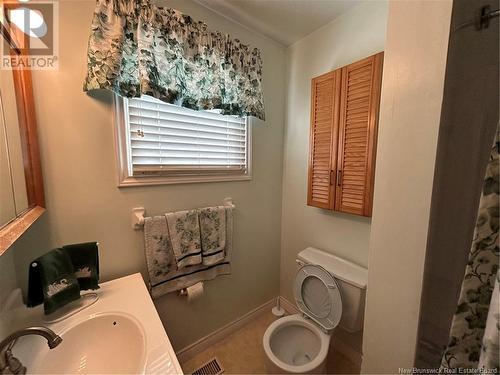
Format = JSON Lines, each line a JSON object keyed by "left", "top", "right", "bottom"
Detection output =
{"left": 331, "top": 336, "right": 363, "bottom": 366}
{"left": 176, "top": 298, "right": 276, "bottom": 363}
{"left": 279, "top": 296, "right": 363, "bottom": 366}
{"left": 279, "top": 295, "right": 299, "bottom": 314}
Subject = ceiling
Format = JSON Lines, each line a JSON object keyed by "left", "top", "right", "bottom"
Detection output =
{"left": 194, "top": 0, "right": 362, "bottom": 46}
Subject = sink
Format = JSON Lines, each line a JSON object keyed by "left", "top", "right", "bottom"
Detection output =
{"left": 31, "top": 312, "right": 146, "bottom": 374}
{"left": 3, "top": 273, "right": 182, "bottom": 374}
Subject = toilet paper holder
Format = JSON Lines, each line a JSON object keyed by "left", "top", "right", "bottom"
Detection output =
{"left": 178, "top": 282, "right": 204, "bottom": 299}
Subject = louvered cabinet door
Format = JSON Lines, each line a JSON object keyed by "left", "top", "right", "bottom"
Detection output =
{"left": 307, "top": 70, "right": 341, "bottom": 209}
{"left": 335, "top": 52, "right": 383, "bottom": 216}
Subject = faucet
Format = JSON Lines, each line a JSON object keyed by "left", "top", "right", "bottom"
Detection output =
{"left": 0, "top": 327, "right": 62, "bottom": 374}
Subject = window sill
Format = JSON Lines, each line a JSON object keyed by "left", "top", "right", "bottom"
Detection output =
{"left": 117, "top": 174, "right": 252, "bottom": 187}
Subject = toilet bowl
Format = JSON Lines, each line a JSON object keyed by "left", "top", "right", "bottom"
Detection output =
{"left": 262, "top": 247, "right": 368, "bottom": 374}
{"left": 263, "top": 263, "right": 341, "bottom": 374}
{"left": 263, "top": 314, "right": 330, "bottom": 374}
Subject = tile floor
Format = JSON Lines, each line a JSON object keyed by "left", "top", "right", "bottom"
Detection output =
{"left": 180, "top": 311, "right": 360, "bottom": 374}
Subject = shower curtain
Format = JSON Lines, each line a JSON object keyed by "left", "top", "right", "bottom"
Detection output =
{"left": 440, "top": 125, "right": 499, "bottom": 370}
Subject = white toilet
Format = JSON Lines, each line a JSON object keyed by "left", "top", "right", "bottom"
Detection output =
{"left": 263, "top": 247, "right": 368, "bottom": 374}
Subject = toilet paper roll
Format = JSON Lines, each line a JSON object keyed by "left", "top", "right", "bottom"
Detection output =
{"left": 185, "top": 282, "right": 204, "bottom": 302}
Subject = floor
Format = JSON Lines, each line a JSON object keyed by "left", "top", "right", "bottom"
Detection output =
{"left": 180, "top": 311, "right": 360, "bottom": 374}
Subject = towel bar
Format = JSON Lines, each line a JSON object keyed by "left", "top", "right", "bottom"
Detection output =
{"left": 131, "top": 197, "right": 236, "bottom": 230}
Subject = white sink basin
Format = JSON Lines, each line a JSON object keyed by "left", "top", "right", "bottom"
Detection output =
{"left": 32, "top": 312, "right": 146, "bottom": 374}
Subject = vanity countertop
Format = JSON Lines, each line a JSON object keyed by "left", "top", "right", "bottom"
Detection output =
{"left": 1, "top": 273, "right": 184, "bottom": 375}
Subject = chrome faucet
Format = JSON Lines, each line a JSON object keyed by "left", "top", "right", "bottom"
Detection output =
{"left": 0, "top": 327, "right": 62, "bottom": 374}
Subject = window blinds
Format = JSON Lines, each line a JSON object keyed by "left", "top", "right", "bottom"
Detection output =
{"left": 126, "top": 96, "right": 248, "bottom": 176}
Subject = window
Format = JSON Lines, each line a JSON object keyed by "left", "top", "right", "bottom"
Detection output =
{"left": 115, "top": 95, "right": 251, "bottom": 186}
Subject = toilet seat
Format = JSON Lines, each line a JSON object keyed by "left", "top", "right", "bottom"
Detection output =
{"left": 293, "top": 264, "right": 342, "bottom": 332}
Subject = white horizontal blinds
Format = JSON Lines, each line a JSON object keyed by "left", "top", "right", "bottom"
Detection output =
{"left": 126, "top": 96, "right": 247, "bottom": 176}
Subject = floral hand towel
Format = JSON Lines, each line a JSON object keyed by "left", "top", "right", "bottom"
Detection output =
{"left": 199, "top": 206, "right": 226, "bottom": 266}
{"left": 165, "top": 209, "right": 202, "bottom": 268}
{"left": 144, "top": 216, "right": 175, "bottom": 291}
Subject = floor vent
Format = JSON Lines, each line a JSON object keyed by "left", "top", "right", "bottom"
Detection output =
{"left": 191, "top": 357, "right": 224, "bottom": 375}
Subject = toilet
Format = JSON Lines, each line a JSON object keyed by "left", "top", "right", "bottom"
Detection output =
{"left": 263, "top": 247, "right": 368, "bottom": 374}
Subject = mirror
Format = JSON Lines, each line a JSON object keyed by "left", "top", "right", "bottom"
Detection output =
{"left": 0, "top": 91, "right": 16, "bottom": 226}
{"left": 1, "top": 66, "right": 29, "bottom": 227}
{"left": 0, "top": 23, "right": 45, "bottom": 254}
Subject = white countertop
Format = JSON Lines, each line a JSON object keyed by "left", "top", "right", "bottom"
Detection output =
{"left": 1, "top": 273, "right": 184, "bottom": 374}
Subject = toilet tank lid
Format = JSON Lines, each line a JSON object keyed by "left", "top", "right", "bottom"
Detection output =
{"left": 297, "top": 247, "right": 368, "bottom": 289}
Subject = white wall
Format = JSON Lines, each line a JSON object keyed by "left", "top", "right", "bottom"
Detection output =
{"left": 0, "top": 249, "right": 17, "bottom": 337}
{"left": 362, "top": 1, "right": 452, "bottom": 372}
{"left": 0, "top": 249, "right": 17, "bottom": 309}
{"left": 7, "top": 0, "right": 286, "bottom": 351}
{"left": 280, "top": 0, "right": 388, "bottom": 312}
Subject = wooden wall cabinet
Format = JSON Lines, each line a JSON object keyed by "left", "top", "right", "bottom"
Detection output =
{"left": 307, "top": 52, "right": 383, "bottom": 217}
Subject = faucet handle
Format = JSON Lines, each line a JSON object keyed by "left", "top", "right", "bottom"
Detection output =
{"left": 3, "top": 351, "right": 26, "bottom": 375}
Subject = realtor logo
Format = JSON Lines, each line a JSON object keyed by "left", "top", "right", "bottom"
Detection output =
{"left": 1, "top": 1, "right": 58, "bottom": 69}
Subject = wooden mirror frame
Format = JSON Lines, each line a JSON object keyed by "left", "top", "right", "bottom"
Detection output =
{"left": 0, "top": 22, "right": 45, "bottom": 254}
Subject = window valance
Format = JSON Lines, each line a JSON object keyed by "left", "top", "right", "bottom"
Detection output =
{"left": 83, "top": 0, "right": 265, "bottom": 120}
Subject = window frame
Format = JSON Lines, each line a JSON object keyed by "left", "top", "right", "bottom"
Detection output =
{"left": 113, "top": 95, "right": 252, "bottom": 187}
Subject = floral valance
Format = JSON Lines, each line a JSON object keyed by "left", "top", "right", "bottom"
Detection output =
{"left": 83, "top": 0, "right": 265, "bottom": 120}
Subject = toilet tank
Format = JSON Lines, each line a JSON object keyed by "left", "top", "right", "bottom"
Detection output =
{"left": 296, "top": 247, "right": 368, "bottom": 333}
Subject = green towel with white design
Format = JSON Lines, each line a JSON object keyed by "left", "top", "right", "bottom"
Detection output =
{"left": 62, "top": 242, "right": 100, "bottom": 290}
{"left": 27, "top": 248, "right": 81, "bottom": 315}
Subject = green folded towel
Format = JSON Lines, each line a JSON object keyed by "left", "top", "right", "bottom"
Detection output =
{"left": 27, "top": 248, "right": 81, "bottom": 315}
{"left": 62, "top": 242, "right": 100, "bottom": 290}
